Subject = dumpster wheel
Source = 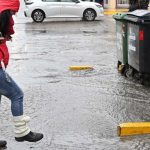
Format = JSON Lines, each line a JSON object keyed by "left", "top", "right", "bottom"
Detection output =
{"left": 124, "top": 68, "right": 134, "bottom": 78}
{"left": 117, "top": 61, "right": 126, "bottom": 74}
{"left": 117, "top": 61, "right": 121, "bottom": 69}
{"left": 119, "top": 65, "right": 126, "bottom": 74}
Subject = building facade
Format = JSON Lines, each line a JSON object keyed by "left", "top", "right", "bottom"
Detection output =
{"left": 104, "top": 0, "right": 129, "bottom": 9}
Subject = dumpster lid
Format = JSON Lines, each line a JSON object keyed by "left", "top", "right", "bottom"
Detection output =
{"left": 127, "top": 10, "right": 150, "bottom": 17}
{"left": 124, "top": 10, "right": 150, "bottom": 23}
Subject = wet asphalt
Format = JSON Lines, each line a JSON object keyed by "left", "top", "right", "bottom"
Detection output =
{"left": 1, "top": 1, "right": 150, "bottom": 150}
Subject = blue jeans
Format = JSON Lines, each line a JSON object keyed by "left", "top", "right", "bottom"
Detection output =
{"left": 0, "top": 68, "right": 23, "bottom": 116}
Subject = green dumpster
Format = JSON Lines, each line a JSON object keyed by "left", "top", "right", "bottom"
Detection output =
{"left": 123, "top": 10, "right": 150, "bottom": 83}
{"left": 113, "top": 13, "right": 128, "bottom": 74}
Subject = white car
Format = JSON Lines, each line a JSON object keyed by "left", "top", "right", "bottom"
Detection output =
{"left": 24, "top": 0, "right": 104, "bottom": 22}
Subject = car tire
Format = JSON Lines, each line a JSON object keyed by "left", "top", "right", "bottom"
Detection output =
{"left": 83, "top": 9, "right": 96, "bottom": 21}
{"left": 32, "top": 9, "right": 45, "bottom": 23}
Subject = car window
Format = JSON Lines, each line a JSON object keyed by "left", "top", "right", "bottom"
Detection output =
{"left": 42, "top": 0, "right": 60, "bottom": 2}
{"left": 61, "top": 0, "right": 75, "bottom": 2}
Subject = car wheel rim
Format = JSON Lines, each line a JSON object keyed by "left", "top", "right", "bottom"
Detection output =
{"left": 33, "top": 11, "right": 43, "bottom": 22}
{"left": 85, "top": 11, "right": 95, "bottom": 21}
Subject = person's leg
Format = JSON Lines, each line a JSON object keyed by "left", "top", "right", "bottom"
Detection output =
{"left": 0, "top": 71, "right": 8, "bottom": 147}
{"left": 140, "top": 0, "right": 149, "bottom": 9}
{"left": 0, "top": 93, "right": 7, "bottom": 148}
{"left": 0, "top": 69, "right": 43, "bottom": 142}
{"left": 0, "top": 70, "right": 24, "bottom": 116}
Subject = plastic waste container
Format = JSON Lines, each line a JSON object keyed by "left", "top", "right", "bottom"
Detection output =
{"left": 123, "top": 10, "right": 150, "bottom": 79}
{"left": 113, "top": 13, "right": 128, "bottom": 73}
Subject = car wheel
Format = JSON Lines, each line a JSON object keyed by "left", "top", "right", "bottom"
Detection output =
{"left": 32, "top": 9, "right": 45, "bottom": 23}
{"left": 83, "top": 9, "right": 96, "bottom": 21}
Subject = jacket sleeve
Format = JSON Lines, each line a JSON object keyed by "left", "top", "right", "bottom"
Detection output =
{"left": 7, "top": 16, "right": 15, "bottom": 36}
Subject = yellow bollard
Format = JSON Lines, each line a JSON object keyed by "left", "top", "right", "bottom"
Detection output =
{"left": 69, "top": 66, "right": 93, "bottom": 71}
{"left": 117, "top": 122, "right": 150, "bottom": 136}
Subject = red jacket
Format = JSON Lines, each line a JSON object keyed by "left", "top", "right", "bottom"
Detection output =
{"left": 0, "top": 0, "right": 20, "bottom": 67}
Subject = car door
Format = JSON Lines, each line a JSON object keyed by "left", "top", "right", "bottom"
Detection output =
{"left": 60, "top": 0, "right": 83, "bottom": 17}
{"left": 42, "top": 0, "right": 61, "bottom": 17}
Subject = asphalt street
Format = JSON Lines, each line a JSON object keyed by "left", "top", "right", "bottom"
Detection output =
{"left": 1, "top": 1, "right": 150, "bottom": 150}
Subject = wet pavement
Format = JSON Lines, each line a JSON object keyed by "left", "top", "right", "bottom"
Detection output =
{"left": 1, "top": 1, "right": 150, "bottom": 150}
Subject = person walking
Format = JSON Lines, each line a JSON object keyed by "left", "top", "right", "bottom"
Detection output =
{"left": 129, "top": 0, "right": 139, "bottom": 11}
{"left": 129, "top": 0, "right": 149, "bottom": 11}
{"left": 99, "top": 0, "right": 104, "bottom": 7}
{"left": 138, "top": 0, "right": 149, "bottom": 9}
{"left": 0, "top": 0, "right": 43, "bottom": 148}
{"left": 95, "top": 0, "right": 104, "bottom": 7}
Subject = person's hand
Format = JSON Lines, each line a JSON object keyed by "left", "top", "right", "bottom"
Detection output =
{"left": 0, "top": 36, "right": 5, "bottom": 43}
{"left": 0, "top": 37, "right": 4, "bottom": 40}
{"left": 3, "top": 35, "right": 12, "bottom": 41}
{"left": 7, "top": 35, "right": 12, "bottom": 41}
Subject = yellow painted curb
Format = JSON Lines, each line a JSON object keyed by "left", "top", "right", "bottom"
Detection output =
{"left": 118, "top": 122, "right": 150, "bottom": 136}
{"left": 69, "top": 66, "right": 93, "bottom": 71}
{"left": 104, "top": 9, "right": 128, "bottom": 15}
